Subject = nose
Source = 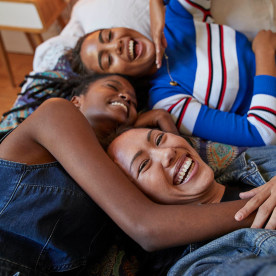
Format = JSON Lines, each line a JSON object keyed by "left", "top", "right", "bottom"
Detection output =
{"left": 153, "top": 147, "right": 176, "bottom": 168}
{"left": 119, "top": 92, "right": 131, "bottom": 104}
{"left": 107, "top": 39, "right": 122, "bottom": 55}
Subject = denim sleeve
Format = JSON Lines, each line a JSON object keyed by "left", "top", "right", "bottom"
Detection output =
{"left": 216, "top": 145, "right": 276, "bottom": 186}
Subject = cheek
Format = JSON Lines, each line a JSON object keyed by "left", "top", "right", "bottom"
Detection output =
{"left": 197, "top": 164, "right": 214, "bottom": 188}
{"left": 112, "top": 59, "right": 129, "bottom": 74}
{"left": 139, "top": 170, "right": 170, "bottom": 199}
{"left": 128, "top": 108, "right": 138, "bottom": 124}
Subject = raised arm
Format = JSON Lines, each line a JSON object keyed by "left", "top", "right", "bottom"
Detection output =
{"left": 3, "top": 98, "right": 254, "bottom": 251}
{"left": 151, "top": 72, "right": 276, "bottom": 147}
{"left": 150, "top": 0, "right": 167, "bottom": 69}
{"left": 253, "top": 30, "right": 276, "bottom": 76}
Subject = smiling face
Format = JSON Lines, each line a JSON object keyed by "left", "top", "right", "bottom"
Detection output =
{"left": 80, "top": 28, "right": 156, "bottom": 77}
{"left": 108, "top": 128, "right": 218, "bottom": 205}
{"left": 71, "top": 75, "right": 137, "bottom": 135}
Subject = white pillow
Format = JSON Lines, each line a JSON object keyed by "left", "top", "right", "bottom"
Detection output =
{"left": 33, "top": 0, "right": 151, "bottom": 71}
{"left": 70, "top": 0, "right": 151, "bottom": 40}
{"left": 33, "top": 0, "right": 276, "bottom": 71}
{"left": 211, "top": 0, "right": 276, "bottom": 41}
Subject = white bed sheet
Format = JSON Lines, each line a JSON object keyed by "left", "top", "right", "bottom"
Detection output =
{"left": 33, "top": 0, "right": 276, "bottom": 72}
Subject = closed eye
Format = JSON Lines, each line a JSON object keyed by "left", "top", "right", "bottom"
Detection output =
{"left": 156, "top": 133, "right": 164, "bottom": 146}
{"left": 106, "top": 83, "right": 118, "bottom": 91}
{"left": 108, "top": 55, "right": 112, "bottom": 66}
{"left": 138, "top": 159, "right": 149, "bottom": 174}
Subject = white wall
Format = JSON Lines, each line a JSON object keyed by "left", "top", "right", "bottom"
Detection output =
{"left": 1, "top": 0, "right": 77, "bottom": 54}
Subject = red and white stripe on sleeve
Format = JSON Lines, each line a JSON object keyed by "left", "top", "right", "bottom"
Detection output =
{"left": 248, "top": 94, "right": 276, "bottom": 145}
{"left": 193, "top": 22, "right": 239, "bottom": 112}
{"left": 178, "top": 0, "right": 213, "bottom": 22}
{"left": 153, "top": 94, "right": 201, "bottom": 135}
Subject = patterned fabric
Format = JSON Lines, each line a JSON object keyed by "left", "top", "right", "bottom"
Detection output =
{"left": 88, "top": 243, "right": 140, "bottom": 276}
{"left": 0, "top": 61, "right": 73, "bottom": 138}
{"left": 185, "top": 136, "right": 247, "bottom": 177}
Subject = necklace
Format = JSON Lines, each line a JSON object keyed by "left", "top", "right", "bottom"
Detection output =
{"left": 164, "top": 53, "right": 178, "bottom": 86}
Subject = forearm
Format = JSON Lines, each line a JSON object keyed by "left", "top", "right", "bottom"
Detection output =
{"left": 136, "top": 200, "right": 254, "bottom": 251}
{"left": 255, "top": 48, "right": 276, "bottom": 76}
{"left": 29, "top": 99, "right": 254, "bottom": 251}
{"left": 253, "top": 30, "right": 276, "bottom": 77}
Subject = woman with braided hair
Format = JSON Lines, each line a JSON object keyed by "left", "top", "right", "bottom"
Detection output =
{"left": 0, "top": 72, "right": 174, "bottom": 140}
{"left": 0, "top": 72, "right": 183, "bottom": 274}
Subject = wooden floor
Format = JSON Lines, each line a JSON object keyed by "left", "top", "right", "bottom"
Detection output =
{"left": 0, "top": 53, "right": 33, "bottom": 116}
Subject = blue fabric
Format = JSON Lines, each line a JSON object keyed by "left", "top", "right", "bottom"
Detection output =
{"left": 0, "top": 159, "right": 110, "bottom": 274}
{"left": 168, "top": 228, "right": 276, "bottom": 276}
{"left": 217, "top": 145, "right": 276, "bottom": 185}
{"left": 167, "top": 145, "right": 276, "bottom": 275}
{"left": 149, "top": 0, "right": 276, "bottom": 146}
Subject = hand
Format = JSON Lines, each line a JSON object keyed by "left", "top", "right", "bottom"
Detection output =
{"left": 235, "top": 176, "right": 276, "bottom": 229}
{"left": 134, "top": 109, "right": 178, "bottom": 134}
{"left": 252, "top": 30, "right": 276, "bottom": 54}
{"left": 252, "top": 30, "right": 276, "bottom": 76}
{"left": 150, "top": 0, "right": 167, "bottom": 69}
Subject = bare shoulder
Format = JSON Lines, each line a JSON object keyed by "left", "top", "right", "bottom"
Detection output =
{"left": 0, "top": 98, "right": 79, "bottom": 165}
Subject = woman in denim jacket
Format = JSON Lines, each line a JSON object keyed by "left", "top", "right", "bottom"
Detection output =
{"left": 108, "top": 128, "right": 276, "bottom": 275}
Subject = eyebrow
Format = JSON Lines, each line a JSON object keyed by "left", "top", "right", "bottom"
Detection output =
{"left": 129, "top": 129, "right": 154, "bottom": 172}
{"left": 129, "top": 150, "right": 143, "bottom": 172}
{"left": 108, "top": 79, "right": 122, "bottom": 86}
{"left": 99, "top": 30, "right": 104, "bottom": 43}
{"left": 147, "top": 129, "right": 154, "bottom": 142}
{"left": 98, "top": 30, "right": 104, "bottom": 71}
{"left": 98, "top": 51, "right": 104, "bottom": 71}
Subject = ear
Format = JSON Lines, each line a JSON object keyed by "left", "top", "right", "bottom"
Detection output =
{"left": 71, "top": 96, "right": 82, "bottom": 108}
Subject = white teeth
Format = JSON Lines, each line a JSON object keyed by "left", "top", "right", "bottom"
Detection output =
{"left": 176, "top": 157, "right": 194, "bottom": 185}
{"left": 129, "top": 40, "right": 134, "bottom": 59}
{"left": 111, "top": 102, "right": 128, "bottom": 113}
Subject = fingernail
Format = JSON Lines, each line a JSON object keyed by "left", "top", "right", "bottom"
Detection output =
{"left": 235, "top": 213, "right": 242, "bottom": 221}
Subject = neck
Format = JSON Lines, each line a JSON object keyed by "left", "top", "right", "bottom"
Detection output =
{"left": 202, "top": 181, "right": 225, "bottom": 204}
{"left": 90, "top": 119, "right": 117, "bottom": 142}
{"left": 144, "top": 62, "right": 158, "bottom": 76}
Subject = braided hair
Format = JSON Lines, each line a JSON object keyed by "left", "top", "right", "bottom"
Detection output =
{"left": 1, "top": 73, "right": 133, "bottom": 120}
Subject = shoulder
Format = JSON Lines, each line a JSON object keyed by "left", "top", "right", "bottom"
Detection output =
{"left": 25, "top": 98, "right": 79, "bottom": 132}
{"left": 39, "top": 98, "right": 75, "bottom": 113}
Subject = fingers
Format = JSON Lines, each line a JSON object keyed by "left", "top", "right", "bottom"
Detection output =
{"left": 135, "top": 110, "right": 178, "bottom": 134}
{"left": 153, "top": 32, "right": 167, "bottom": 69}
{"left": 157, "top": 119, "right": 179, "bottom": 134}
{"left": 155, "top": 38, "right": 163, "bottom": 69}
{"left": 161, "top": 32, "right": 167, "bottom": 48}
{"left": 265, "top": 208, "right": 276, "bottom": 229}
{"left": 251, "top": 196, "right": 276, "bottom": 229}
{"left": 235, "top": 192, "right": 266, "bottom": 221}
{"left": 239, "top": 188, "right": 259, "bottom": 199}
{"left": 154, "top": 33, "right": 166, "bottom": 69}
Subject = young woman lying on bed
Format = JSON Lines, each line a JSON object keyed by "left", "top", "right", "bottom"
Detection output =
{"left": 0, "top": 71, "right": 260, "bottom": 275}
{"left": 0, "top": 73, "right": 180, "bottom": 274}
{"left": 65, "top": 0, "right": 276, "bottom": 147}
{"left": 107, "top": 127, "right": 276, "bottom": 275}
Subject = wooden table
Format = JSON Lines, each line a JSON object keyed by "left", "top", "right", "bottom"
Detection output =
{"left": 0, "top": 0, "right": 67, "bottom": 86}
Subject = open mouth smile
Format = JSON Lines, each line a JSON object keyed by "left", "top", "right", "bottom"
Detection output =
{"left": 110, "top": 101, "right": 128, "bottom": 114}
{"left": 128, "top": 39, "right": 142, "bottom": 61}
{"left": 174, "top": 156, "right": 195, "bottom": 185}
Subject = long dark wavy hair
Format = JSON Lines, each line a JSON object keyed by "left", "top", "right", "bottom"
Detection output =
{"left": 65, "top": 32, "right": 95, "bottom": 75}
